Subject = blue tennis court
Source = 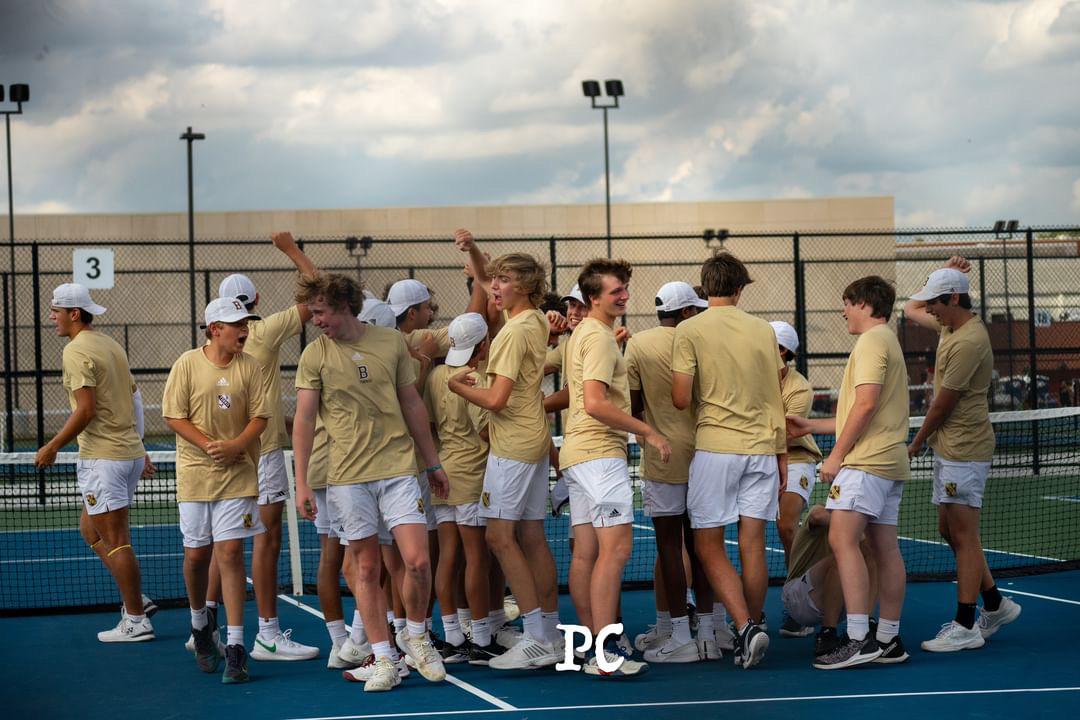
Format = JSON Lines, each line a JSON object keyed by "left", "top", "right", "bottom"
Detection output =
{"left": 5, "top": 569, "right": 1078, "bottom": 720}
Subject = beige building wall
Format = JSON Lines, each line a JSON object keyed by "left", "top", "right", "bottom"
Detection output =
{"left": 3, "top": 196, "right": 899, "bottom": 441}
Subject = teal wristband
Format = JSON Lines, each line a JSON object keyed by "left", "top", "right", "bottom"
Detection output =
{"left": 424, "top": 464, "right": 443, "bottom": 474}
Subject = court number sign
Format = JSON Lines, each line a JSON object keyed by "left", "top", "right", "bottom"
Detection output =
{"left": 72, "top": 249, "right": 115, "bottom": 289}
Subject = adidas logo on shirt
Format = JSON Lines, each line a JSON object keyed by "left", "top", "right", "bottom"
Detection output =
{"left": 216, "top": 377, "right": 229, "bottom": 386}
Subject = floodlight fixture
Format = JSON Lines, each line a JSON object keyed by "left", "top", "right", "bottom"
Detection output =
{"left": 582, "top": 80, "right": 601, "bottom": 98}
{"left": 604, "top": 79, "right": 624, "bottom": 98}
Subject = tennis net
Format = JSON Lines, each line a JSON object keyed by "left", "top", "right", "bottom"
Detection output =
{"left": 2, "top": 406, "right": 1078, "bottom": 612}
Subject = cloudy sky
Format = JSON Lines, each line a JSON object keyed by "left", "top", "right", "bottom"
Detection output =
{"left": 2, "top": 0, "right": 1080, "bottom": 227}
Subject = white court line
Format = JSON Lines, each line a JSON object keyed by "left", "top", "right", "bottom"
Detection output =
{"left": 897, "top": 533, "right": 1064, "bottom": 563}
{"left": 252, "top": 577, "right": 516, "bottom": 712}
{"left": 999, "top": 587, "right": 1080, "bottom": 607}
{"left": 286, "top": 686, "right": 1080, "bottom": 720}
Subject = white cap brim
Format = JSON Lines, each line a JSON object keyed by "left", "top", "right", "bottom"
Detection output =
{"left": 444, "top": 345, "right": 475, "bottom": 367}
{"left": 909, "top": 286, "right": 940, "bottom": 301}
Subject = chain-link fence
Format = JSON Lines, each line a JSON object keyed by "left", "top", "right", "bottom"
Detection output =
{"left": 2, "top": 226, "right": 1078, "bottom": 451}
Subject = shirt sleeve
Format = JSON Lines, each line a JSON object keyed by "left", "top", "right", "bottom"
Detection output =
{"left": 785, "top": 376, "right": 812, "bottom": 418}
{"left": 938, "top": 339, "right": 979, "bottom": 392}
{"left": 851, "top": 331, "right": 888, "bottom": 387}
{"left": 486, "top": 325, "right": 524, "bottom": 382}
{"left": 259, "top": 307, "right": 303, "bottom": 350}
{"left": 671, "top": 325, "right": 697, "bottom": 377}
{"left": 62, "top": 345, "right": 98, "bottom": 391}
{"left": 545, "top": 345, "right": 564, "bottom": 373}
{"left": 580, "top": 329, "right": 617, "bottom": 387}
{"left": 395, "top": 332, "right": 419, "bottom": 388}
{"left": 161, "top": 356, "right": 190, "bottom": 420}
{"left": 624, "top": 338, "right": 641, "bottom": 391}
{"left": 295, "top": 341, "right": 323, "bottom": 391}
{"left": 246, "top": 360, "right": 271, "bottom": 419}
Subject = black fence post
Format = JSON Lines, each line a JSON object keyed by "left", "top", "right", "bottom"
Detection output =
{"left": 977, "top": 256, "right": 987, "bottom": 325}
{"left": 2, "top": 271, "right": 12, "bottom": 451}
{"left": 794, "top": 238, "right": 808, "bottom": 378}
{"left": 1025, "top": 227, "right": 1041, "bottom": 474}
{"left": 549, "top": 236, "right": 557, "bottom": 297}
{"left": 31, "top": 243, "right": 45, "bottom": 503}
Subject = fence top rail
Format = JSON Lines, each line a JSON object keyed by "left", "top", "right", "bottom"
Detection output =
{"left": 4, "top": 226, "right": 1079, "bottom": 247}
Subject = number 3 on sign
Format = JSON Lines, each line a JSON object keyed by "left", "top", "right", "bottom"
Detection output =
{"left": 72, "top": 248, "right": 115, "bottom": 289}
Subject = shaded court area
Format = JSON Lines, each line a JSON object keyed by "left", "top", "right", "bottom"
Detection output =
{"left": 5, "top": 571, "right": 1078, "bottom": 720}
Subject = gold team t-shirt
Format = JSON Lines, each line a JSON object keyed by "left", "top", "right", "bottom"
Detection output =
{"left": 405, "top": 326, "right": 450, "bottom": 474}
{"left": 625, "top": 325, "right": 694, "bottom": 483}
{"left": 163, "top": 348, "right": 270, "bottom": 501}
{"left": 243, "top": 306, "right": 303, "bottom": 455}
{"left": 782, "top": 368, "right": 823, "bottom": 465}
{"left": 929, "top": 318, "right": 995, "bottom": 462}
{"left": 295, "top": 328, "right": 418, "bottom": 485}
{"left": 785, "top": 506, "right": 832, "bottom": 582}
{"left": 62, "top": 330, "right": 144, "bottom": 460}
{"left": 426, "top": 363, "right": 489, "bottom": 505}
{"left": 835, "top": 323, "right": 910, "bottom": 481}
{"left": 545, "top": 343, "right": 564, "bottom": 373}
{"left": 560, "top": 317, "right": 630, "bottom": 469}
{"left": 671, "top": 306, "right": 786, "bottom": 455}
{"left": 485, "top": 308, "right": 550, "bottom": 464}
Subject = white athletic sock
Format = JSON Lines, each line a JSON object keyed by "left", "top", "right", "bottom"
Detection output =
{"left": 442, "top": 614, "right": 465, "bottom": 646}
{"left": 457, "top": 608, "right": 472, "bottom": 627}
{"left": 490, "top": 608, "right": 507, "bottom": 630}
{"left": 190, "top": 607, "right": 209, "bottom": 630}
{"left": 350, "top": 610, "right": 367, "bottom": 644}
{"left": 656, "top": 610, "right": 672, "bottom": 637}
{"left": 205, "top": 600, "right": 219, "bottom": 610}
{"left": 471, "top": 617, "right": 492, "bottom": 647}
{"left": 697, "top": 613, "right": 715, "bottom": 641}
{"left": 393, "top": 617, "right": 407, "bottom": 634}
{"left": 847, "top": 613, "right": 870, "bottom": 642}
{"left": 542, "top": 611, "right": 561, "bottom": 644}
{"left": 372, "top": 640, "right": 393, "bottom": 661}
{"left": 407, "top": 619, "right": 426, "bottom": 639}
{"left": 127, "top": 612, "right": 146, "bottom": 623}
{"left": 258, "top": 616, "right": 280, "bottom": 641}
{"left": 385, "top": 610, "right": 395, "bottom": 625}
{"left": 712, "top": 603, "right": 728, "bottom": 626}
{"left": 326, "top": 619, "right": 348, "bottom": 647}
{"left": 671, "top": 615, "right": 692, "bottom": 645}
{"left": 227, "top": 625, "right": 243, "bottom": 647}
{"left": 522, "top": 608, "right": 544, "bottom": 642}
{"left": 877, "top": 618, "right": 900, "bottom": 644}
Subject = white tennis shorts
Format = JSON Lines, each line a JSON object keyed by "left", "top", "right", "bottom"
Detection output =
{"left": 932, "top": 457, "right": 990, "bottom": 508}
{"left": 687, "top": 451, "right": 779, "bottom": 528}
{"left": 327, "top": 475, "right": 427, "bottom": 542}
{"left": 77, "top": 457, "right": 142, "bottom": 515}
{"left": 179, "top": 496, "right": 264, "bottom": 548}
{"left": 825, "top": 467, "right": 904, "bottom": 525}
{"left": 564, "top": 457, "right": 633, "bottom": 528}
{"left": 257, "top": 449, "right": 290, "bottom": 506}
{"left": 479, "top": 454, "right": 549, "bottom": 521}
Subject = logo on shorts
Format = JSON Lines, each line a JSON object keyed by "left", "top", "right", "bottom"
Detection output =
{"left": 608, "top": 508, "right": 621, "bottom": 518}
{"left": 945, "top": 482, "right": 958, "bottom": 497}
{"left": 216, "top": 377, "right": 229, "bottom": 386}
{"left": 243, "top": 513, "right": 253, "bottom": 528}
{"left": 829, "top": 484, "right": 841, "bottom": 500}
{"left": 85, "top": 493, "right": 97, "bottom": 507}
{"left": 800, "top": 476, "right": 809, "bottom": 490}
{"left": 217, "top": 394, "right": 231, "bottom": 410}
{"left": 481, "top": 491, "right": 491, "bottom": 508}
{"left": 416, "top": 497, "right": 425, "bottom": 514}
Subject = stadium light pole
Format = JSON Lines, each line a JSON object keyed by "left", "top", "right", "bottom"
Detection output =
{"left": 2, "top": 84, "right": 30, "bottom": 426}
{"left": 180, "top": 126, "right": 205, "bottom": 348}
{"left": 582, "top": 79, "right": 624, "bottom": 258}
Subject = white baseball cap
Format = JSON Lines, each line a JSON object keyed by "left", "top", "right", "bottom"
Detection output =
{"left": 202, "top": 297, "right": 260, "bottom": 327}
{"left": 769, "top": 320, "right": 799, "bottom": 354}
{"left": 561, "top": 284, "right": 584, "bottom": 305}
{"left": 910, "top": 268, "right": 970, "bottom": 302}
{"left": 358, "top": 298, "right": 396, "bottom": 328}
{"left": 655, "top": 281, "right": 708, "bottom": 312}
{"left": 219, "top": 274, "right": 257, "bottom": 304}
{"left": 387, "top": 279, "right": 431, "bottom": 316}
{"left": 51, "top": 283, "right": 106, "bottom": 315}
{"left": 445, "top": 312, "right": 488, "bottom": 367}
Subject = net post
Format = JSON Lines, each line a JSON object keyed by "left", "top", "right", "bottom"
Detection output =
{"left": 283, "top": 450, "right": 304, "bottom": 596}
{"left": 1025, "top": 227, "right": 1040, "bottom": 473}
